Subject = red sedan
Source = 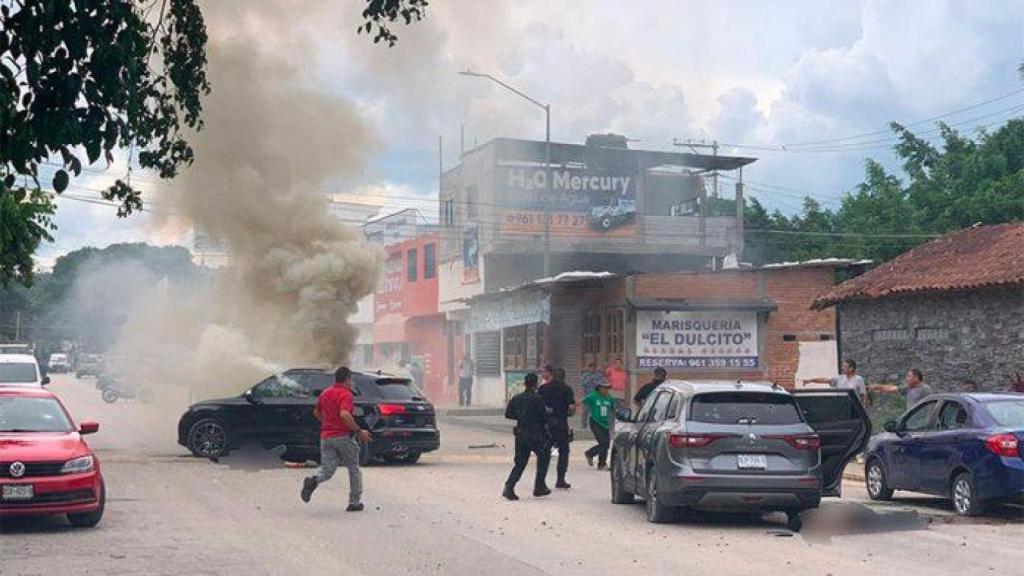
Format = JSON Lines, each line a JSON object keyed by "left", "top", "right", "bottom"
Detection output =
{"left": 0, "top": 386, "right": 105, "bottom": 527}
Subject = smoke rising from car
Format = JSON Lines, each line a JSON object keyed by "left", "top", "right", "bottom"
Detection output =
{"left": 108, "top": 0, "right": 382, "bottom": 399}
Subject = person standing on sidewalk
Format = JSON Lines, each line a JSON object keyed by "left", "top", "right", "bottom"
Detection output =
{"left": 804, "top": 359, "right": 869, "bottom": 406}
{"left": 502, "top": 372, "right": 552, "bottom": 500}
{"left": 604, "top": 357, "right": 629, "bottom": 392}
{"left": 301, "top": 366, "right": 372, "bottom": 512}
{"left": 582, "top": 381, "right": 613, "bottom": 469}
{"left": 633, "top": 367, "right": 667, "bottom": 407}
{"left": 458, "top": 353, "right": 474, "bottom": 406}
{"left": 539, "top": 365, "right": 575, "bottom": 490}
{"left": 868, "top": 368, "right": 934, "bottom": 408}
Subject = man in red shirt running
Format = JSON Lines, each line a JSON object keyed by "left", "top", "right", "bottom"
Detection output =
{"left": 301, "top": 366, "right": 372, "bottom": 511}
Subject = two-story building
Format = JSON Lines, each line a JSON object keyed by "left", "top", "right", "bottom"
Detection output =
{"left": 437, "top": 134, "right": 757, "bottom": 403}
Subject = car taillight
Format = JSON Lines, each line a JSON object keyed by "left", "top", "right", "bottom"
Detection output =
{"left": 378, "top": 403, "right": 407, "bottom": 416}
{"left": 985, "top": 433, "right": 1020, "bottom": 457}
{"left": 669, "top": 433, "right": 724, "bottom": 448}
{"left": 766, "top": 434, "right": 821, "bottom": 450}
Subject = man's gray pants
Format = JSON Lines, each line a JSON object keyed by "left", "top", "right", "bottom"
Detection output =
{"left": 315, "top": 435, "right": 362, "bottom": 505}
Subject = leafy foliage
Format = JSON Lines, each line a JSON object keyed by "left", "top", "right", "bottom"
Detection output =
{"left": 358, "top": 0, "right": 428, "bottom": 46}
{"left": 0, "top": 173, "right": 54, "bottom": 287}
{"left": 0, "top": 0, "right": 210, "bottom": 285}
{"left": 743, "top": 118, "right": 1024, "bottom": 265}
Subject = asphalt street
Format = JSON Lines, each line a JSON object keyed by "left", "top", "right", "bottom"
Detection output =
{"left": 2, "top": 375, "right": 1022, "bottom": 576}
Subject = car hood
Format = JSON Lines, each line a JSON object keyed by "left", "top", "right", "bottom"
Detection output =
{"left": 0, "top": 432, "right": 91, "bottom": 462}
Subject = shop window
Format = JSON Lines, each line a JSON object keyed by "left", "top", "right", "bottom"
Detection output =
{"left": 605, "top": 308, "right": 624, "bottom": 356}
{"left": 582, "top": 312, "right": 602, "bottom": 356}
{"left": 424, "top": 243, "right": 437, "bottom": 279}
{"left": 872, "top": 328, "right": 909, "bottom": 342}
{"left": 504, "top": 326, "right": 527, "bottom": 370}
{"left": 474, "top": 331, "right": 501, "bottom": 376}
{"left": 442, "top": 199, "right": 456, "bottom": 226}
{"left": 407, "top": 248, "right": 418, "bottom": 282}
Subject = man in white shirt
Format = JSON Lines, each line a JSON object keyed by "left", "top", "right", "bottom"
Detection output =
{"left": 805, "top": 359, "right": 868, "bottom": 406}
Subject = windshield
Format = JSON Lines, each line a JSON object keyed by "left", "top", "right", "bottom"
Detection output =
{"left": 0, "top": 362, "right": 39, "bottom": 383}
{"left": 690, "top": 392, "right": 803, "bottom": 425}
{"left": 984, "top": 400, "right": 1024, "bottom": 428}
{"left": 0, "top": 396, "right": 73, "bottom": 432}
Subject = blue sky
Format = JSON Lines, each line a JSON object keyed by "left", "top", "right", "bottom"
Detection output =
{"left": 37, "top": 0, "right": 1024, "bottom": 265}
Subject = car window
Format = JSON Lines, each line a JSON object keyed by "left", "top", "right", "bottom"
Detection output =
{"left": 690, "top": 392, "right": 802, "bottom": 425}
{"left": 901, "top": 400, "right": 938, "bottom": 432}
{"left": 252, "top": 374, "right": 310, "bottom": 399}
{"left": 0, "top": 362, "right": 38, "bottom": 383}
{"left": 635, "top": 393, "right": 657, "bottom": 422}
{"left": 983, "top": 400, "right": 1024, "bottom": 427}
{"left": 667, "top": 395, "right": 680, "bottom": 419}
{"left": 288, "top": 371, "right": 334, "bottom": 392}
{"left": 937, "top": 401, "right": 969, "bottom": 430}
{"left": 353, "top": 375, "right": 423, "bottom": 400}
{"left": 0, "top": 396, "right": 73, "bottom": 432}
{"left": 649, "top": 392, "right": 672, "bottom": 422}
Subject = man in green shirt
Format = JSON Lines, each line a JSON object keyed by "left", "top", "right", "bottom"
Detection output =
{"left": 582, "top": 382, "right": 614, "bottom": 469}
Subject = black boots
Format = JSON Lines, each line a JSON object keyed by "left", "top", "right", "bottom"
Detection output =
{"left": 301, "top": 476, "right": 319, "bottom": 503}
{"left": 502, "top": 485, "right": 519, "bottom": 500}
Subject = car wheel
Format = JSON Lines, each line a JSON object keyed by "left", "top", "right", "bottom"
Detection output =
{"left": 67, "top": 482, "right": 105, "bottom": 528}
{"left": 138, "top": 387, "right": 156, "bottom": 404}
{"left": 644, "top": 467, "right": 676, "bottom": 523}
{"left": 610, "top": 455, "right": 634, "bottom": 504}
{"left": 785, "top": 510, "right": 803, "bottom": 532}
{"left": 866, "top": 458, "right": 894, "bottom": 501}
{"left": 600, "top": 217, "right": 613, "bottom": 229}
{"left": 187, "top": 418, "right": 231, "bottom": 459}
{"left": 952, "top": 471, "right": 986, "bottom": 517}
{"left": 101, "top": 388, "right": 119, "bottom": 404}
{"left": 386, "top": 451, "right": 421, "bottom": 464}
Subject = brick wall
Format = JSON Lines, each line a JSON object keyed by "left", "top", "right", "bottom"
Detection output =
{"left": 838, "top": 285, "right": 1024, "bottom": 391}
{"left": 635, "top": 267, "right": 838, "bottom": 387}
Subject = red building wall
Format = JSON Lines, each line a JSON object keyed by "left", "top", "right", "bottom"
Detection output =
{"left": 372, "top": 232, "right": 449, "bottom": 402}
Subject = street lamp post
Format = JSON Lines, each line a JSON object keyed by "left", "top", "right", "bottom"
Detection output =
{"left": 459, "top": 70, "right": 552, "bottom": 276}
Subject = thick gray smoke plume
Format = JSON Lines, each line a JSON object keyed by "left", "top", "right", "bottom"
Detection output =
{"left": 110, "top": 1, "right": 382, "bottom": 397}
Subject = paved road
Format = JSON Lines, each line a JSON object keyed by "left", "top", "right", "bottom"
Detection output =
{"left": 3, "top": 375, "right": 1022, "bottom": 576}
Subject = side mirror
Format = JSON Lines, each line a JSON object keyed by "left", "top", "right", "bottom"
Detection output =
{"left": 615, "top": 408, "right": 633, "bottom": 423}
{"left": 79, "top": 421, "right": 100, "bottom": 435}
{"left": 883, "top": 421, "right": 898, "bottom": 433}
{"left": 243, "top": 389, "right": 261, "bottom": 404}
{"left": 41, "top": 376, "right": 51, "bottom": 385}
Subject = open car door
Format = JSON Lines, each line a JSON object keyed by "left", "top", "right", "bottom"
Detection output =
{"left": 791, "top": 389, "right": 871, "bottom": 497}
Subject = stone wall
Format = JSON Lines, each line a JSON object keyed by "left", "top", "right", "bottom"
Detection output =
{"left": 837, "top": 285, "right": 1024, "bottom": 391}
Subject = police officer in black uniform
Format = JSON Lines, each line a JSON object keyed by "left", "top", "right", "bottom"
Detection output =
{"left": 539, "top": 365, "right": 575, "bottom": 489}
{"left": 502, "top": 372, "right": 552, "bottom": 500}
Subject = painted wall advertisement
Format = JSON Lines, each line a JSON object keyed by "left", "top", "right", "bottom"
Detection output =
{"left": 496, "top": 164, "right": 638, "bottom": 237}
{"left": 636, "top": 310, "right": 759, "bottom": 369}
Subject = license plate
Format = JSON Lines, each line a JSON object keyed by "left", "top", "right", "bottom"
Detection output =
{"left": 737, "top": 454, "right": 767, "bottom": 470}
{"left": 2, "top": 484, "right": 34, "bottom": 500}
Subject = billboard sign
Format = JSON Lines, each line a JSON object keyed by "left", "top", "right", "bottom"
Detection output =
{"left": 636, "top": 309, "right": 759, "bottom": 369}
{"left": 497, "top": 164, "right": 638, "bottom": 237}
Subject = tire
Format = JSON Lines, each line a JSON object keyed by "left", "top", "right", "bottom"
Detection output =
{"left": 187, "top": 417, "right": 231, "bottom": 459}
{"left": 644, "top": 467, "right": 676, "bottom": 523}
{"left": 952, "top": 471, "right": 986, "bottom": 517}
{"left": 101, "top": 388, "right": 119, "bottom": 404}
{"left": 866, "top": 458, "right": 894, "bottom": 501}
{"left": 610, "top": 454, "right": 634, "bottom": 504}
{"left": 386, "top": 451, "right": 421, "bottom": 464}
{"left": 786, "top": 511, "right": 803, "bottom": 532}
{"left": 600, "top": 217, "right": 613, "bottom": 230}
{"left": 137, "top": 387, "right": 156, "bottom": 404}
{"left": 68, "top": 482, "right": 105, "bottom": 528}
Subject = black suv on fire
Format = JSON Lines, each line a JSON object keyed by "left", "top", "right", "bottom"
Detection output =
{"left": 177, "top": 368, "right": 440, "bottom": 464}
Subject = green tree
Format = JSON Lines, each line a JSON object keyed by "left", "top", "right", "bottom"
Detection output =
{"left": 0, "top": 0, "right": 428, "bottom": 287}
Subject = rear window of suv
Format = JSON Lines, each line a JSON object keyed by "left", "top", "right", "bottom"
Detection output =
{"left": 354, "top": 375, "right": 424, "bottom": 400}
{"left": 690, "top": 392, "right": 803, "bottom": 425}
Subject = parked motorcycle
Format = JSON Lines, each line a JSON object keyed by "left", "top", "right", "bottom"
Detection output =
{"left": 99, "top": 375, "right": 155, "bottom": 404}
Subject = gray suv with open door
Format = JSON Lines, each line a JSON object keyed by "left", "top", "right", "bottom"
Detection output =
{"left": 609, "top": 381, "right": 870, "bottom": 530}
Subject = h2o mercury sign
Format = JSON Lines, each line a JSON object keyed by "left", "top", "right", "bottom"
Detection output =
{"left": 636, "top": 310, "right": 759, "bottom": 369}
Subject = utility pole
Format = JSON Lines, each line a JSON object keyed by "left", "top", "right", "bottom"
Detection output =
{"left": 459, "top": 70, "right": 552, "bottom": 276}
{"left": 14, "top": 310, "right": 21, "bottom": 341}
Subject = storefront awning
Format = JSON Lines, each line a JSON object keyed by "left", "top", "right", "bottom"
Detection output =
{"left": 628, "top": 298, "right": 777, "bottom": 312}
{"left": 373, "top": 313, "right": 408, "bottom": 343}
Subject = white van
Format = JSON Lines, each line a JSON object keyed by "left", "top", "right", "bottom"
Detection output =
{"left": 0, "top": 354, "right": 49, "bottom": 387}
{"left": 49, "top": 353, "right": 71, "bottom": 373}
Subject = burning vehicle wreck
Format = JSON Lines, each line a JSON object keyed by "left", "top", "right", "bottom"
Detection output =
{"left": 177, "top": 368, "right": 440, "bottom": 464}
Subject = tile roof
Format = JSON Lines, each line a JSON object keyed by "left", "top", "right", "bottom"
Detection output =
{"left": 811, "top": 223, "right": 1024, "bottom": 309}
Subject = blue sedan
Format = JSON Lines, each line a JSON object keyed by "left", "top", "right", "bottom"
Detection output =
{"left": 864, "top": 392, "right": 1024, "bottom": 516}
